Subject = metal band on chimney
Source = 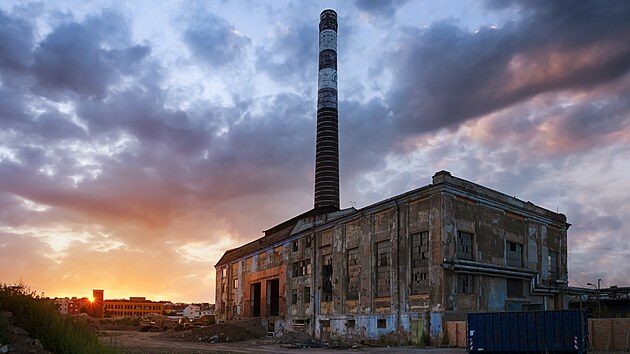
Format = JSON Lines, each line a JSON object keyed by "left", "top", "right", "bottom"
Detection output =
{"left": 315, "top": 9, "right": 339, "bottom": 210}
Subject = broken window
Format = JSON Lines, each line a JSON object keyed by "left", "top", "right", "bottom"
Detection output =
{"left": 457, "top": 231, "right": 473, "bottom": 260}
{"left": 411, "top": 231, "right": 430, "bottom": 294}
{"left": 347, "top": 319, "right": 356, "bottom": 329}
{"left": 377, "top": 319, "right": 387, "bottom": 329}
{"left": 305, "top": 235, "right": 312, "bottom": 249}
{"left": 292, "top": 288, "right": 298, "bottom": 305}
{"left": 347, "top": 247, "right": 360, "bottom": 300}
{"left": 548, "top": 251, "right": 558, "bottom": 280}
{"left": 507, "top": 278, "right": 523, "bottom": 298}
{"left": 376, "top": 241, "right": 391, "bottom": 298}
{"left": 506, "top": 241, "right": 523, "bottom": 267}
{"left": 457, "top": 274, "right": 473, "bottom": 294}
{"left": 292, "top": 259, "right": 311, "bottom": 277}
{"left": 322, "top": 254, "right": 333, "bottom": 302}
{"left": 292, "top": 240, "right": 299, "bottom": 253}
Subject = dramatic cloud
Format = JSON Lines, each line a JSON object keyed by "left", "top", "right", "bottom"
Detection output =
{"left": 180, "top": 6, "right": 251, "bottom": 68}
{"left": 0, "top": 0, "right": 628, "bottom": 301}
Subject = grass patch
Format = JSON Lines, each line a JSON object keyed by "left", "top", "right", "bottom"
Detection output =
{"left": 0, "top": 282, "right": 121, "bottom": 354}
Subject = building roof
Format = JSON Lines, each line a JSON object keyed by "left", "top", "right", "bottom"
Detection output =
{"left": 214, "top": 171, "right": 570, "bottom": 268}
{"left": 215, "top": 206, "right": 338, "bottom": 267}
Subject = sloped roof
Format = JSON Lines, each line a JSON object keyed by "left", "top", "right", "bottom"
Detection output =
{"left": 214, "top": 206, "right": 338, "bottom": 267}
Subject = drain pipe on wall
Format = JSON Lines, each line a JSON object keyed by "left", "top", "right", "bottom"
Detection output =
{"left": 395, "top": 200, "right": 401, "bottom": 339}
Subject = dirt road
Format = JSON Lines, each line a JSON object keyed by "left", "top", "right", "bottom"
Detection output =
{"left": 100, "top": 330, "right": 467, "bottom": 354}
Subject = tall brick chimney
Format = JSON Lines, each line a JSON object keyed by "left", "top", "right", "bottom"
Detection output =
{"left": 314, "top": 9, "right": 340, "bottom": 210}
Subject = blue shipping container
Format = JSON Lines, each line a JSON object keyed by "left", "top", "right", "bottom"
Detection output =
{"left": 467, "top": 310, "right": 588, "bottom": 353}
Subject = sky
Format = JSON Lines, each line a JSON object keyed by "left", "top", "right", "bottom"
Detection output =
{"left": 0, "top": 0, "right": 629, "bottom": 303}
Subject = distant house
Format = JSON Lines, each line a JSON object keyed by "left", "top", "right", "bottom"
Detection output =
{"left": 183, "top": 304, "right": 201, "bottom": 318}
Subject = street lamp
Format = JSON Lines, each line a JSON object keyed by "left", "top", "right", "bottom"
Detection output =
{"left": 587, "top": 279, "right": 602, "bottom": 318}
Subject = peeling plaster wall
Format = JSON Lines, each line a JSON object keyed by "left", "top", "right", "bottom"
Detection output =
{"left": 214, "top": 171, "right": 569, "bottom": 343}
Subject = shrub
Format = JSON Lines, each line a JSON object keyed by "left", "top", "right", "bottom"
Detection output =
{"left": 0, "top": 282, "right": 121, "bottom": 354}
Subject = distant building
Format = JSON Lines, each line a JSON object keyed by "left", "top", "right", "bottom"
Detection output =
{"left": 183, "top": 304, "right": 201, "bottom": 318}
{"left": 103, "top": 296, "right": 163, "bottom": 318}
{"left": 567, "top": 286, "right": 630, "bottom": 318}
{"left": 93, "top": 289, "right": 104, "bottom": 318}
{"left": 54, "top": 297, "right": 69, "bottom": 315}
{"left": 67, "top": 297, "right": 90, "bottom": 315}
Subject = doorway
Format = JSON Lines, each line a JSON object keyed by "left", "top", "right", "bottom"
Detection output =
{"left": 267, "top": 279, "right": 279, "bottom": 316}
{"left": 251, "top": 283, "right": 261, "bottom": 317}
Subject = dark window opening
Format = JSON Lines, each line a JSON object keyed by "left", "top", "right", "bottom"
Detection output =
{"left": 457, "top": 231, "right": 473, "bottom": 260}
{"left": 267, "top": 279, "right": 280, "bottom": 316}
{"left": 251, "top": 283, "right": 261, "bottom": 317}
{"left": 347, "top": 319, "right": 356, "bottom": 328}
{"left": 377, "top": 319, "right": 387, "bottom": 329}
{"left": 305, "top": 236, "right": 312, "bottom": 248}
{"left": 292, "top": 240, "right": 299, "bottom": 253}
{"left": 304, "top": 287, "right": 310, "bottom": 304}
{"left": 322, "top": 255, "right": 333, "bottom": 302}
{"left": 458, "top": 274, "right": 473, "bottom": 294}
{"left": 548, "top": 251, "right": 559, "bottom": 280}
{"left": 292, "top": 288, "right": 298, "bottom": 305}
{"left": 507, "top": 278, "right": 523, "bottom": 298}
{"left": 506, "top": 241, "right": 523, "bottom": 268}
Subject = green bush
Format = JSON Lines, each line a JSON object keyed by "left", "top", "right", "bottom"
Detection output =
{"left": 0, "top": 282, "right": 121, "bottom": 354}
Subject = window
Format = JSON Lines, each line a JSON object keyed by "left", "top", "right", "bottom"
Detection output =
{"left": 411, "top": 231, "right": 429, "bottom": 294}
{"left": 507, "top": 278, "right": 523, "bottom": 298}
{"left": 305, "top": 236, "right": 312, "bottom": 249}
{"left": 322, "top": 254, "right": 333, "bottom": 302}
{"left": 457, "top": 231, "right": 473, "bottom": 260}
{"left": 233, "top": 279, "right": 238, "bottom": 289}
{"left": 304, "top": 287, "right": 310, "bottom": 304}
{"left": 377, "top": 319, "right": 387, "bottom": 329}
{"left": 376, "top": 241, "right": 391, "bottom": 298}
{"left": 347, "top": 319, "right": 356, "bottom": 329}
{"left": 457, "top": 274, "right": 473, "bottom": 294}
{"left": 292, "top": 259, "right": 311, "bottom": 277}
{"left": 222, "top": 268, "right": 227, "bottom": 277}
{"left": 506, "top": 241, "right": 523, "bottom": 267}
{"left": 548, "top": 251, "right": 558, "bottom": 280}
{"left": 347, "top": 248, "right": 360, "bottom": 300}
{"left": 292, "top": 289, "right": 298, "bottom": 305}
{"left": 292, "top": 240, "right": 299, "bottom": 253}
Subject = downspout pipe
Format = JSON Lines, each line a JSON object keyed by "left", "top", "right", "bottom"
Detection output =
{"left": 394, "top": 200, "right": 401, "bottom": 338}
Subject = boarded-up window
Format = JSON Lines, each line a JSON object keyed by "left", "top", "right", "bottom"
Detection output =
{"left": 411, "top": 231, "right": 429, "bottom": 294}
{"left": 506, "top": 241, "right": 523, "bottom": 268}
{"left": 457, "top": 274, "right": 473, "bottom": 294}
{"left": 457, "top": 231, "right": 473, "bottom": 260}
{"left": 507, "top": 278, "right": 523, "bottom": 298}
{"left": 258, "top": 252, "right": 268, "bottom": 270}
{"left": 376, "top": 241, "right": 391, "bottom": 298}
{"left": 548, "top": 251, "right": 558, "bottom": 280}
{"left": 347, "top": 248, "right": 360, "bottom": 300}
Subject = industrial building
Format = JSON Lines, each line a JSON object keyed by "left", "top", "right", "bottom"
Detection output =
{"left": 214, "top": 9, "right": 570, "bottom": 344}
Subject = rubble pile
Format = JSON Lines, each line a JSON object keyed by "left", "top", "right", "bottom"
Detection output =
{"left": 160, "top": 319, "right": 266, "bottom": 343}
{"left": 275, "top": 330, "right": 324, "bottom": 349}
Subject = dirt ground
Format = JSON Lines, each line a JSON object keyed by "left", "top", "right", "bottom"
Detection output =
{"left": 100, "top": 330, "right": 467, "bottom": 354}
